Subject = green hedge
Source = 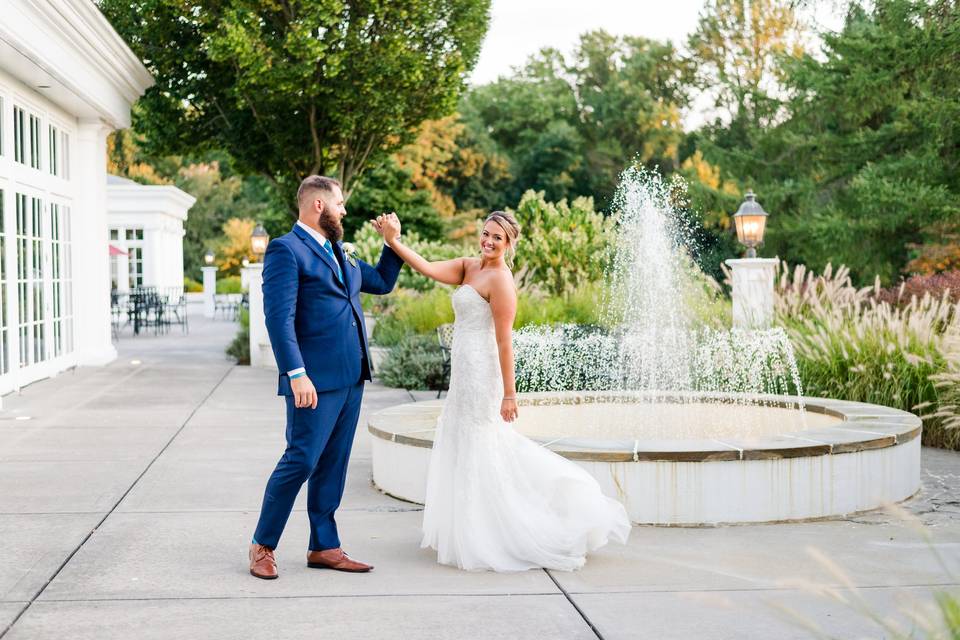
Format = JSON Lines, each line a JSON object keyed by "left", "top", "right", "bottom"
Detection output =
{"left": 217, "top": 275, "right": 244, "bottom": 294}
{"left": 379, "top": 334, "right": 448, "bottom": 391}
{"left": 226, "top": 307, "right": 250, "bottom": 364}
{"left": 372, "top": 288, "right": 455, "bottom": 346}
{"left": 183, "top": 276, "right": 204, "bottom": 293}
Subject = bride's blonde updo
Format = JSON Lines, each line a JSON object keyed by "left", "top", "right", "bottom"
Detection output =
{"left": 484, "top": 211, "right": 520, "bottom": 265}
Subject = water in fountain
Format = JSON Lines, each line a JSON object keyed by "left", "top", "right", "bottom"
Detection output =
{"left": 513, "top": 168, "right": 806, "bottom": 438}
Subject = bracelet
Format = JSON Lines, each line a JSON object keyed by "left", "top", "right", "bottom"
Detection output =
{"left": 290, "top": 372, "right": 306, "bottom": 379}
{"left": 502, "top": 395, "right": 516, "bottom": 400}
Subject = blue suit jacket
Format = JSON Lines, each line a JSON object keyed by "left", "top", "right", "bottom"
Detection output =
{"left": 262, "top": 224, "right": 403, "bottom": 395}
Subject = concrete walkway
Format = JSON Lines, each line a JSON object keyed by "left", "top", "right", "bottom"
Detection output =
{"left": 1, "top": 313, "right": 959, "bottom": 639}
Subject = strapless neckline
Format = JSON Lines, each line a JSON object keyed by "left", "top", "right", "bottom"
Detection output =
{"left": 458, "top": 283, "right": 488, "bottom": 304}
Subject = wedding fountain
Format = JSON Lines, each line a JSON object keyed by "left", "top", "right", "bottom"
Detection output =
{"left": 368, "top": 169, "right": 921, "bottom": 524}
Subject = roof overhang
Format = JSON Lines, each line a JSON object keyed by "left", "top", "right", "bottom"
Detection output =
{"left": 108, "top": 182, "right": 197, "bottom": 222}
{"left": 0, "top": 0, "right": 154, "bottom": 128}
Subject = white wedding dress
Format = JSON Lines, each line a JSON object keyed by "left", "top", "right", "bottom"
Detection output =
{"left": 420, "top": 285, "right": 631, "bottom": 572}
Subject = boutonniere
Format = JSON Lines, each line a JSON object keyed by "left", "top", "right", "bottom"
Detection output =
{"left": 342, "top": 242, "right": 358, "bottom": 268}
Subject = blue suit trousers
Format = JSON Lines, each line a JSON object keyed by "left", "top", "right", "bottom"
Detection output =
{"left": 253, "top": 381, "right": 365, "bottom": 551}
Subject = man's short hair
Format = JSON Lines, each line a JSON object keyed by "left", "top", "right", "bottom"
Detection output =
{"left": 297, "top": 175, "right": 341, "bottom": 208}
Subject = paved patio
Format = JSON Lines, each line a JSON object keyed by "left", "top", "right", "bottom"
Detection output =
{"left": 1, "top": 312, "right": 958, "bottom": 639}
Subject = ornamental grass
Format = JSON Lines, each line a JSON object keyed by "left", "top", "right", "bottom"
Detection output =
{"left": 775, "top": 263, "right": 960, "bottom": 450}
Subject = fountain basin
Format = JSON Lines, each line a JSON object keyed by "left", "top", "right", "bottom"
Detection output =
{"left": 368, "top": 392, "right": 922, "bottom": 524}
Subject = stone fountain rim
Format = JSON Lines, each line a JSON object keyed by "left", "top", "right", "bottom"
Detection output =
{"left": 367, "top": 391, "right": 921, "bottom": 463}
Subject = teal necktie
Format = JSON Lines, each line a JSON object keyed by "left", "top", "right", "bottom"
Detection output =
{"left": 322, "top": 239, "right": 344, "bottom": 284}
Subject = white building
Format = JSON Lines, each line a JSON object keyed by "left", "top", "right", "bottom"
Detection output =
{"left": 107, "top": 175, "right": 194, "bottom": 293}
{"left": 0, "top": 1, "right": 153, "bottom": 394}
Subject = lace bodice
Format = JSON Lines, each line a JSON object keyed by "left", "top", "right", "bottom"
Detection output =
{"left": 452, "top": 285, "right": 495, "bottom": 333}
{"left": 446, "top": 285, "right": 501, "bottom": 425}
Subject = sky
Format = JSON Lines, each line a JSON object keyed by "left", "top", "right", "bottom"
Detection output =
{"left": 468, "top": 0, "right": 707, "bottom": 85}
{"left": 467, "top": 0, "right": 847, "bottom": 128}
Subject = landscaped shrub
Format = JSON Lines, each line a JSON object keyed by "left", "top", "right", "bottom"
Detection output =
{"left": 379, "top": 334, "right": 448, "bottom": 391}
{"left": 216, "top": 275, "right": 243, "bottom": 294}
{"left": 183, "top": 276, "right": 204, "bottom": 293}
{"left": 371, "top": 287, "right": 455, "bottom": 346}
{"left": 515, "top": 283, "right": 605, "bottom": 328}
{"left": 874, "top": 271, "right": 960, "bottom": 308}
{"left": 775, "top": 262, "right": 960, "bottom": 450}
{"left": 226, "top": 307, "right": 250, "bottom": 365}
{"left": 510, "top": 190, "right": 616, "bottom": 297}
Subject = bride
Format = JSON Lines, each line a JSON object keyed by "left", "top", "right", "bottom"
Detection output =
{"left": 374, "top": 210, "right": 630, "bottom": 571}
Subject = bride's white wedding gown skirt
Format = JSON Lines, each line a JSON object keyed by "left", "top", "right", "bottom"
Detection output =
{"left": 420, "top": 285, "right": 631, "bottom": 572}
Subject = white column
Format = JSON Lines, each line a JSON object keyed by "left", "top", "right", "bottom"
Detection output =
{"left": 175, "top": 228, "right": 186, "bottom": 291}
{"left": 725, "top": 258, "right": 779, "bottom": 329}
{"left": 245, "top": 263, "right": 276, "bottom": 369}
{"left": 142, "top": 227, "right": 156, "bottom": 288}
{"left": 73, "top": 119, "right": 117, "bottom": 366}
{"left": 201, "top": 266, "right": 217, "bottom": 318}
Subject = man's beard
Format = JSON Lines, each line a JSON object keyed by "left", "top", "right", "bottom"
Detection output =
{"left": 318, "top": 210, "right": 344, "bottom": 242}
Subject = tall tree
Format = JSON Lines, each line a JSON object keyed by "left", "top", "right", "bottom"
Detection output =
{"left": 571, "top": 32, "right": 692, "bottom": 202}
{"left": 688, "top": 0, "right": 804, "bottom": 147}
{"left": 101, "top": 0, "right": 490, "bottom": 212}
{"left": 696, "top": 0, "right": 960, "bottom": 283}
{"left": 765, "top": 0, "right": 960, "bottom": 282}
{"left": 456, "top": 31, "right": 691, "bottom": 209}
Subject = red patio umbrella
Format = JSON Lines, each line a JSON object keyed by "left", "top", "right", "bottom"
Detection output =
{"left": 109, "top": 244, "right": 127, "bottom": 256}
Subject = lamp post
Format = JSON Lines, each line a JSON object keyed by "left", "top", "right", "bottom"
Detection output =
{"left": 250, "top": 223, "right": 269, "bottom": 260}
{"left": 725, "top": 191, "right": 777, "bottom": 330}
{"left": 201, "top": 249, "right": 217, "bottom": 319}
{"left": 246, "top": 223, "right": 274, "bottom": 368}
{"left": 732, "top": 190, "right": 768, "bottom": 258}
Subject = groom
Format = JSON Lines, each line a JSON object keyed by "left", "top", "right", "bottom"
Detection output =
{"left": 249, "top": 175, "right": 403, "bottom": 579}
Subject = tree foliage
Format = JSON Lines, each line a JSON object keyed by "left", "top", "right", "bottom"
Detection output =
{"left": 695, "top": 0, "right": 960, "bottom": 283}
{"left": 457, "top": 31, "right": 691, "bottom": 209}
{"left": 100, "top": 0, "right": 490, "bottom": 209}
{"left": 509, "top": 190, "right": 616, "bottom": 297}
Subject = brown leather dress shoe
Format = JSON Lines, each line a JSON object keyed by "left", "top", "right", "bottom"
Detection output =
{"left": 249, "top": 543, "right": 278, "bottom": 579}
{"left": 306, "top": 548, "right": 374, "bottom": 573}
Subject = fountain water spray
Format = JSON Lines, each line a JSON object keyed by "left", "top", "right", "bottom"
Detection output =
{"left": 514, "top": 167, "right": 805, "bottom": 435}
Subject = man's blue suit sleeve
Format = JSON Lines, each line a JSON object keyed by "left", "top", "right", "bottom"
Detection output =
{"left": 358, "top": 244, "right": 404, "bottom": 295}
{"left": 262, "top": 240, "right": 304, "bottom": 373}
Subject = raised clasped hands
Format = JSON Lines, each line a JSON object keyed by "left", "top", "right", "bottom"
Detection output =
{"left": 371, "top": 212, "right": 401, "bottom": 246}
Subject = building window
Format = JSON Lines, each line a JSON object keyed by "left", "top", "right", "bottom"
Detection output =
{"left": 14, "top": 107, "right": 42, "bottom": 170}
{"left": 48, "top": 125, "right": 59, "bottom": 176}
{"left": 16, "top": 194, "right": 46, "bottom": 367}
{"left": 50, "top": 204, "right": 73, "bottom": 357}
{"left": 110, "top": 227, "right": 145, "bottom": 289}
{"left": 109, "top": 228, "right": 119, "bottom": 289}
{"left": 128, "top": 246, "right": 143, "bottom": 288}
{"left": 13, "top": 107, "right": 25, "bottom": 164}
{"left": 29, "top": 114, "right": 41, "bottom": 170}
{"left": 0, "top": 190, "right": 7, "bottom": 375}
{"left": 30, "top": 197, "right": 44, "bottom": 364}
{"left": 126, "top": 228, "right": 144, "bottom": 287}
{"left": 61, "top": 132, "right": 70, "bottom": 180}
{"left": 16, "top": 194, "right": 28, "bottom": 367}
